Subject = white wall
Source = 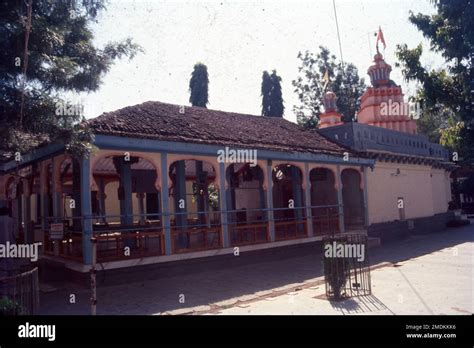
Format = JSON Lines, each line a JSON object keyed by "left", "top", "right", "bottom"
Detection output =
{"left": 366, "top": 162, "right": 450, "bottom": 224}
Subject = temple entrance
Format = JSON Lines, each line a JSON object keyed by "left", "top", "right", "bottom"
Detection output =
{"left": 310, "top": 168, "right": 339, "bottom": 235}
{"left": 226, "top": 163, "right": 267, "bottom": 245}
{"left": 272, "top": 164, "right": 306, "bottom": 240}
{"left": 341, "top": 168, "right": 365, "bottom": 230}
{"left": 169, "top": 159, "right": 221, "bottom": 252}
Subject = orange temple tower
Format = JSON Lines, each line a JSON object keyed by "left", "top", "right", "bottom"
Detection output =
{"left": 318, "top": 91, "right": 343, "bottom": 129}
{"left": 356, "top": 52, "right": 417, "bottom": 134}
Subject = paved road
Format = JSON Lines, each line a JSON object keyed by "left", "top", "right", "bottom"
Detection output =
{"left": 39, "top": 224, "right": 473, "bottom": 315}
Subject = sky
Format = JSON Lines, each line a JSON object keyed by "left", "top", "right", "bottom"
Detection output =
{"left": 78, "top": 0, "right": 442, "bottom": 123}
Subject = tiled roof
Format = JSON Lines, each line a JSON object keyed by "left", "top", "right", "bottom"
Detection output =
{"left": 87, "top": 101, "right": 351, "bottom": 156}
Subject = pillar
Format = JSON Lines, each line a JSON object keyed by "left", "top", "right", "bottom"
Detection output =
{"left": 336, "top": 165, "right": 345, "bottom": 233}
{"left": 218, "top": 162, "right": 229, "bottom": 248}
{"left": 22, "top": 178, "right": 32, "bottom": 243}
{"left": 266, "top": 160, "right": 275, "bottom": 241}
{"left": 304, "top": 163, "right": 313, "bottom": 237}
{"left": 174, "top": 160, "right": 187, "bottom": 248}
{"left": 160, "top": 153, "right": 172, "bottom": 255}
{"left": 98, "top": 177, "right": 106, "bottom": 224}
{"left": 291, "top": 166, "right": 303, "bottom": 221}
{"left": 80, "top": 156, "right": 93, "bottom": 265}
{"left": 196, "top": 161, "right": 206, "bottom": 225}
{"left": 362, "top": 166, "right": 369, "bottom": 228}
{"left": 118, "top": 160, "right": 133, "bottom": 225}
{"left": 137, "top": 192, "right": 145, "bottom": 225}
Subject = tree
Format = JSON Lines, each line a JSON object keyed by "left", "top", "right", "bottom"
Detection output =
{"left": 0, "top": 0, "right": 141, "bottom": 158}
{"left": 261, "top": 70, "right": 284, "bottom": 117}
{"left": 292, "top": 46, "right": 366, "bottom": 129}
{"left": 189, "top": 63, "right": 209, "bottom": 108}
{"left": 395, "top": 0, "right": 474, "bottom": 163}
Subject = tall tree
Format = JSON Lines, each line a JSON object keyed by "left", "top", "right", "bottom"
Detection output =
{"left": 395, "top": 0, "right": 473, "bottom": 163}
{"left": 261, "top": 70, "right": 284, "bottom": 117}
{"left": 189, "top": 63, "right": 209, "bottom": 108}
{"left": 0, "top": 0, "right": 141, "bottom": 158}
{"left": 292, "top": 46, "right": 366, "bottom": 128}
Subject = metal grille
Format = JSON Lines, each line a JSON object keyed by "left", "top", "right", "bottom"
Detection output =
{"left": 0, "top": 267, "right": 40, "bottom": 315}
{"left": 323, "top": 234, "right": 371, "bottom": 300}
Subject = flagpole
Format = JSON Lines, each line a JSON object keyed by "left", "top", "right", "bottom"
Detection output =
{"left": 332, "top": 0, "right": 345, "bottom": 77}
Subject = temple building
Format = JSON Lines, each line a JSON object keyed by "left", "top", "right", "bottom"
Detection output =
{"left": 0, "top": 49, "right": 455, "bottom": 279}
{"left": 318, "top": 51, "right": 455, "bottom": 241}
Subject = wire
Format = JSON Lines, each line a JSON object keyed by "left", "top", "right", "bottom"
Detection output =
{"left": 332, "top": 0, "right": 345, "bottom": 77}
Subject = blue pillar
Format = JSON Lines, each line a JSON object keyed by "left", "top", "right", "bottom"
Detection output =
{"left": 363, "top": 167, "right": 369, "bottom": 228}
{"left": 98, "top": 177, "right": 106, "bottom": 223}
{"left": 219, "top": 162, "right": 229, "bottom": 247}
{"left": 304, "top": 163, "right": 313, "bottom": 237}
{"left": 160, "top": 153, "right": 172, "bottom": 255}
{"left": 80, "top": 156, "right": 93, "bottom": 265}
{"left": 266, "top": 160, "right": 275, "bottom": 242}
{"left": 196, "top": 161, "right": 206, "bottom": 225}
{"left": 291, "top": 166, "right": 303, "bottom": 221}
{"left": 22, "top": 179, "right": 32, "bottom": 244}
{"left": 336, "top": 165, "right": 345, "bottom": 233}
{"left": 174, "top": 160, "right": 187, "bottom": 248}
{"left": 118, "top": 160, "right": 133, "bottom": 225}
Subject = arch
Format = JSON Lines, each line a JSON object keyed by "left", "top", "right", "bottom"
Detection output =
{"left": 310, "top": 167, "right": 339, "bottom": 235}
{"left": 226, "top": 163, "right": 267, "bottom": 245}
{"left": 90, "top": 154, "right": 162, "bottom": 226}
{"left": 168, "top": 159, "right": 221, "bottom": 251}
{"left": 90, "top": 150, "right": 161, "bottom": 191}
{"left": 341, "top": 168, "right": 365, "bottom": 230}
{"left": 272, "top": 163, "right": 306, "bottom": 240}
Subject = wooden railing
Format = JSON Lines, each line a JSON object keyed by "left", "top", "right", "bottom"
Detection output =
{"left": 171, "top": 226, "right": 221, "bottom": 253}
{"left": 44, "top": 232, "right": 83, "bottom": 262}
{"left": 93, "top": 230, "right": 165, "bottom": 262}
{"left": 229, "top": 222, "right": 269, "bottom": 246}
{"left": 275, "top": 219, "right": 308, "bottom": 241}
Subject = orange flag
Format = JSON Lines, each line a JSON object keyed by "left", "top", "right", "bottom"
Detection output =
{"left": 376, "top": 26, "right": 386, "bottom": 51}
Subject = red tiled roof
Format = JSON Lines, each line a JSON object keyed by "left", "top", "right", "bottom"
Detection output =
{"left": 87, "top": 101, "right": 350, "bottom": 156}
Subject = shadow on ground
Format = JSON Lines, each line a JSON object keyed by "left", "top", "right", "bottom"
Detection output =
{"left": 39, "top": 224, "right": 472, "bottom": 315}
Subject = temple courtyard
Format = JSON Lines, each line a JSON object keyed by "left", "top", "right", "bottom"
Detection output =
{"left": 39, "top": 223, "right": 473, "bottom": 315}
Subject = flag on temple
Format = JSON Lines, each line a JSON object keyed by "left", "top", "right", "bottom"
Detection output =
{"left": 323, "top": 69, "right": 330, "bottom": 91}
{"left": 376, "top": 26, "right": 386, "bottom": 51}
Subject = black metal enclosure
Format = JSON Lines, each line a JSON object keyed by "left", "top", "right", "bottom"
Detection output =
{"left": 323, "top": 234, "right": 371, "bottom": 300}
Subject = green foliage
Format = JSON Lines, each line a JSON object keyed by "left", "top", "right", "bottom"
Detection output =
{"left": 0, "top": 297, "right": 23, "bottom": 315}
{"left": 395, "top": 0, "right": 474, "bottom": 164}
{"left": 261, "top": 70, "right": 285, "bottom": 117}
{"left": 0, "top": 0, "right": 141, "bottom": 159}
{"left": 292, "top": 46, "right": 366, "bottom": 128}
{"left": 189, "top": 63, "right": 209, "bottom": 108}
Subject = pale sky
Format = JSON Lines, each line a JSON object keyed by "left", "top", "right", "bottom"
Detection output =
{"left": 78, "top": 0, "right": 442, "bottom": 123}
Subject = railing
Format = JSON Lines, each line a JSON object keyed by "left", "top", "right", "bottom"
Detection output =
{"left": 0, "top": 267, "right": 39, "bottom": 315}
{"left": 44, "top": 231, "right": 83, "bottom": 261}
{"left": 93, "top": 230, "right": 165, "bottom": 262}
{"left": 229, "top": 222, "right": 269, "bottom": 246}
{"left": 171, "top": 226, "right": 221, "bottom": 253}
{"left": 312, "top": 205, "right": 340, "bottom": 236}
{"left": 274, "top": 206, "right": 308, "bottom": 240}
{"left": 41, "top": 205, "right": 342, "bottom": 261}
